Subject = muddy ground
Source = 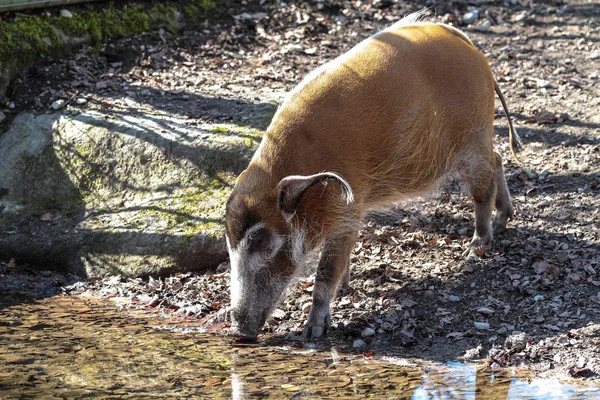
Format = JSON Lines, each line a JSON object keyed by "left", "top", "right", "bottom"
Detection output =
{"left": 2, "top": 0, "right": 600, "bottom": 382}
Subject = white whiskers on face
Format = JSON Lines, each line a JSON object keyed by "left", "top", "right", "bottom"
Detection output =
{"left": 290, "top": 227, "right": 307, "bottom": 267}
{"left": 226, "top": 235, "right": 242, "bottom": 308}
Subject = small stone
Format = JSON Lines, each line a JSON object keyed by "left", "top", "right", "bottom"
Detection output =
{"left": 448, "top": 295, "right": 460, "bottom": 302}
{"left": 536, "top": 79, "right": 552, "bottom": 88}
{"left": 353, "top": 339, "right": 366, "bottom": 350}
{"left": 538, "top": 169, "right": 550, "bottom": 181}
{"left": 0, "top": 111, "right": 5, "bottom": 123}
{"left": 513, "top": 11, "right": 528, "bottom": 23}
{"left": 505, "top": 332, "right": 527, "bottom": 351}
{"left": 477, "top": 20, "right": 491, "bottom": 31}
{"left": 304, "top": 47, "right": 318, "bottom": 55}
{"left": 251, "top": 12, "right": 267, "bottom": 21}
{"left": 51, "top": 99, "right": 65, "bottom": 110}
{"left": 60, "top": 9, "right": 73, "bottom": 18}
{"left": 182, "top": 95, "right": 190, "bottom": 100}
{"left": 361, "top": 327, "right": 376, "bottom": 337}
{"left": 8, "top": 102, "right": 15, "bottom": 109}
{"left": 75, "top": 98, "right": 87, "bottom": 105}
{"left": 271, "top": 309, "right": 286, "bottom": 319}
{"left": 474, "top": 321, "right": 490, "bottom": 330}
{"left": 423, "top": 290, "right": 435, "bottom": 301}
{"left": 590, "top": 50, "right": 600, "bottom": 60}
{"left": 533, "top": 295, "right": 544, "bottom": 302}
{"left": 463, "top": 10, "right": 479, "bottom": 25}
{"left": 477, "top": 307, "right": 495, "bottom": 315}
{"left": 301, "top": 302, "right": 312, "bottom": 314}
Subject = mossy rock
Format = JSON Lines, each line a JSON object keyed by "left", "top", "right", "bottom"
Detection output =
{"left": 0, "top": 110, "right": 262, "bottom": 277}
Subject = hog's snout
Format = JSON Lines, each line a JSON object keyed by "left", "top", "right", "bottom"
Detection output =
{"left": 230, "top": 308, "right": 269, "bottom": 341}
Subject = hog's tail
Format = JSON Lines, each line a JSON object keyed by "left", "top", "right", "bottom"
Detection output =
{"left": 494, "top": 79, "right": 523, "bottom": 164}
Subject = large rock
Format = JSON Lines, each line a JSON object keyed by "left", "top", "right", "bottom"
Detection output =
{"left": 0, "top": 109, "right": 263, "bottom": 277}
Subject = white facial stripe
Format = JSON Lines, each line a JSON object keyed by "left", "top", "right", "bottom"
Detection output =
{"left": 227, "top": 224, "right": 285, "bottom": 309}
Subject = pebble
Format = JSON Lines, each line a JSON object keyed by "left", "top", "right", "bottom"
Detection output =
{"left": 513, "top": 11, "right": 528, "bottom": 22}
{"left": 505, "top": 332, "right": 527, "bottom": 351}
{"left": 8, "top": 102, "right": 15, "bottom": 109}
{"left": 271, "top": 308, "right": 286, "bottom": 319}
{"left": 75, "top": 98, "right": 87, "bottom": 105}
{"left": 353, "top": 339, "right": 366, "bottom": 350}
{"left": 533, "top": 295, "right": 544, "bottom": 302}
{"left": 477, "top": 307, "right": 495, "bottom": 315}
{"left": 60, "top": 9, "right": 73, "bottom": 18}
{"left": 51, "top": 99, "right": 65, "bottom": 110}
{"left": 538, "top": 169, "right": 550, "bottom": 181}
{"left": 463, "top": 10, "right": 479, "bottom": 24}
{"left": 0, "top": 111, "right": 5, "bottom": 123}
{"left": 181, "top": 95, "right": 190, "bottom": 100}
{"left": 448, "top": 295, "right": 460, "bottom": 302}
{"left": 590, "top": 50, "right": 600, "bottom": 60}
{"left": 477, "top": 20, "right": 491, "bottom": 32}
{"left": 536, "top": 79, "right": 552, "bottom": 88}
{"left": 474, "top": 321, "right": 490, "bottom": 330}
{"left": 304, "top": 47, "right": 318, "bottom": 55}
{"left": 361, "top": 327, "right": 376, "bottom": 337}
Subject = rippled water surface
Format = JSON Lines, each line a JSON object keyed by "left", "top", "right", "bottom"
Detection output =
{"left": 0, "top": 294, "right": 598, "bottom": 399}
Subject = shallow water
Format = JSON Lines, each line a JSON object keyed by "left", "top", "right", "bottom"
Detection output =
{"left": 0, "top": 294, "right": 598, "bottom": 399}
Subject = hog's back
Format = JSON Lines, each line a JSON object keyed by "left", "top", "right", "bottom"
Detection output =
{"left": 259, "top": 22, "right": 497, "bottom": 207}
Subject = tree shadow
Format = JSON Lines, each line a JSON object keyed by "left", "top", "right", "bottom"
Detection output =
{"left": 92, "top": 85, "right": 278, "bottom": 132}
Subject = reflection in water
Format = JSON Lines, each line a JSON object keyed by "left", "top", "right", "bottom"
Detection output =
{"left": 0, "top": 295, "right": 598, "bottom": 399}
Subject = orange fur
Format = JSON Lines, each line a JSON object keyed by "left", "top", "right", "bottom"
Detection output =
{"left": 231, "top": 22, "right": 517, "bottom": 244}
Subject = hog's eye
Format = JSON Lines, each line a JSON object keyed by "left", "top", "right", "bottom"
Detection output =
{"left": 248, "top": 228, "right": 270, "bottom": 252}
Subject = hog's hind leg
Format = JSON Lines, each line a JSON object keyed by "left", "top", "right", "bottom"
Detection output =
{"left": 303, "top": 231, "right": 357, "bottom": 340}
{"left": 492, "top": 151, "right": 513, "bottom": 233}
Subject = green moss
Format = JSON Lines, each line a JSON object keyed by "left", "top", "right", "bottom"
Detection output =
{"left": 0, "top": 16, "right": 61, "bottom": 61}
{"left": 185, "top": 0, "right": 218, "bottom": 22}
{"left": 0, "top": 0, "right": 219, "bottom": 64}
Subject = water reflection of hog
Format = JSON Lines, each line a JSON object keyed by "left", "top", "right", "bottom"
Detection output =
{"left": 225, "top": 13, "right": 521, "bottom": 341}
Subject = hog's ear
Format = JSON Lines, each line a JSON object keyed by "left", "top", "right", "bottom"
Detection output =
{"left": 277, "top": 172, "right": 354, "bottom": 222}
{"left": 235, "top": 169, "right": 248, "bottom": 184}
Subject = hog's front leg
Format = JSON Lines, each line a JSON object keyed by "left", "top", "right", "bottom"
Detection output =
{"left": 303, "top": 231, "right": 357, "bottom": 340}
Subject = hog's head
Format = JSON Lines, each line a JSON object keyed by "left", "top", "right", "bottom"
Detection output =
{"left": 225, "top": 166, "right": 353, "bottom": 340}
